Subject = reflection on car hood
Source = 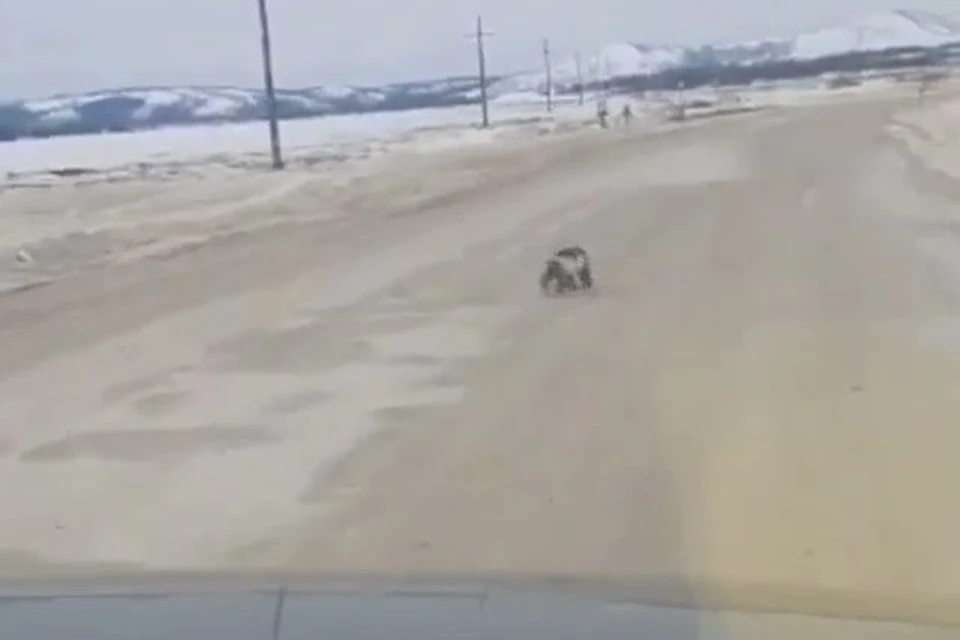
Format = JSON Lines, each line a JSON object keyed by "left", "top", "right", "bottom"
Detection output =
{"left": 0, "top": 572, "right": 956, "bottom": 639}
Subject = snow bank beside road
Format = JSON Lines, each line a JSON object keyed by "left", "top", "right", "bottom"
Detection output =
{"left": 890, "top": 91, "right": 960, "bottom": 180}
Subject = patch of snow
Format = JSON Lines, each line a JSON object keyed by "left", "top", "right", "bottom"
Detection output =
{"left": 591, "top": 43, "right": 685, "bottom": 78}
{"left": 493, "top": 91, "right": 552, "bottom": 105}
{"left": 140, "top": 90, "right": 184, "bottom": 107}
{"left": 38, "top": 107, "right": 80, "bottom": 124}
{"left": 192, "top": 95, "right": 243, "bottom": 118}
{"left": 26, "top": 97, "right": 74, "bottom": 113}
{"left": 316, "top": 85, "right": 354, "bottom": 99}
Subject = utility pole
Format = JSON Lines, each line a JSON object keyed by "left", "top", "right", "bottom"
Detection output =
{"left": 256, "top": 0, "right": 283, "bottom": 169}
{"left": 574, "top": 50, "right": 584, "bottom": 106}
{"left": 466, "top": 15, "right": 493, "bottom": 128}
{"left": 542, "top": 38, "right": 553, "bottom": 112}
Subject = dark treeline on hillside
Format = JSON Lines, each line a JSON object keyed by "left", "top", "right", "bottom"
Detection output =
{"left": 574, "top": 44, "right": 958, "bottom": 95}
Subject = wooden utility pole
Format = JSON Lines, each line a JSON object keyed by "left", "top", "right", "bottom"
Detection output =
{"left": 256, "top": 0, "right": 283, "bottom": 169}
{"left": 574, "top": 50, "right": 585, "bottom": 106}
{"left": 542, "top": 38, "right": 553, "bottom": 112}
{"left": 466, "top": 15, "right": 493, "bottom": 128}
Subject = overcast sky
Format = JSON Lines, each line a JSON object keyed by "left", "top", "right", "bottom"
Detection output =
{"left": 1, "top": 0, "right": 958, "bottom": 99}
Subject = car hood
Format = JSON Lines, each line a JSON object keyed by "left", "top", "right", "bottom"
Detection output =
{"left": 0, "top": 572, "right": 956, "bottom": 639}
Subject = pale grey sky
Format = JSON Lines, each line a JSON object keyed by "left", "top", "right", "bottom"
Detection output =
{"left": 1, "top": 0, "right": 957, "bottom": 99}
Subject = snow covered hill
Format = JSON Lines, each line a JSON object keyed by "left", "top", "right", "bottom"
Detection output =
{"left": 2, "top": 9, "right": 958, "bottom": 140}
{"left": 4, "top": 78, "right": 481, "bottom": 131}
{"left": 502, "top": 9, "right": 960, "bottom": 93}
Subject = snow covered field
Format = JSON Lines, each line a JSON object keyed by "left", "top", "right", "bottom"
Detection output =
{"left": 0, "top": 75, "right": 915, "bottom": 294}
{"left": 0, "top": 98, "right": 599, "bottom": 181}
{"left": 0, "top": 77, "right": 901, "bottom": 182}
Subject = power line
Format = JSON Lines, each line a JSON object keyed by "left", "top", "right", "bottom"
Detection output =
{"left": 465, "top": 15, "right": 493, "bottom": 128}
{"left": 542, "top": 38, "right": 553, "bottom": 112}
{"left": 256, "top": 0, "right": 283, "bottom": 169}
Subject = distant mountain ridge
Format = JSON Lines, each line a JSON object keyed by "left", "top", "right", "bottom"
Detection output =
{"left": 2, "top": 9, "right": 959, "bottom": 141}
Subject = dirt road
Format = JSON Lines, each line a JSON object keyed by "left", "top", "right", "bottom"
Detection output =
{"left": 3, "top": 88, "right": 960, "bottom": 627}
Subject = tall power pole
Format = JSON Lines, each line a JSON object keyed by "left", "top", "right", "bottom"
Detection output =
{"left": 574, "top": 50, "right": 584, "bottom": 106}
{"left": 466, "top": 15, "right": 493, "bottom": 128}
{"left": 256, "top": 0, "right": 283, "bottom": 169}
{"left": 542, "top": 38, "right": 553, "bottom": 112}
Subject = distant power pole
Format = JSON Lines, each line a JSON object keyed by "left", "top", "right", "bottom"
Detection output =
{"left": 542, "top": 38, "right": 553, "bottom": 112}
{"left": 574, "top": 50, "right": 584, "bottom": 106}
{"left": 256, "top": 0, "right": 283, "bottom": 169}
{"left": 466, "top": 15, "right": 493, "bottom": 128}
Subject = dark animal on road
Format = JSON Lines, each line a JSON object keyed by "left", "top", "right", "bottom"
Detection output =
{"left": 540, "top": 245, "right": 593, "bottom": 295}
